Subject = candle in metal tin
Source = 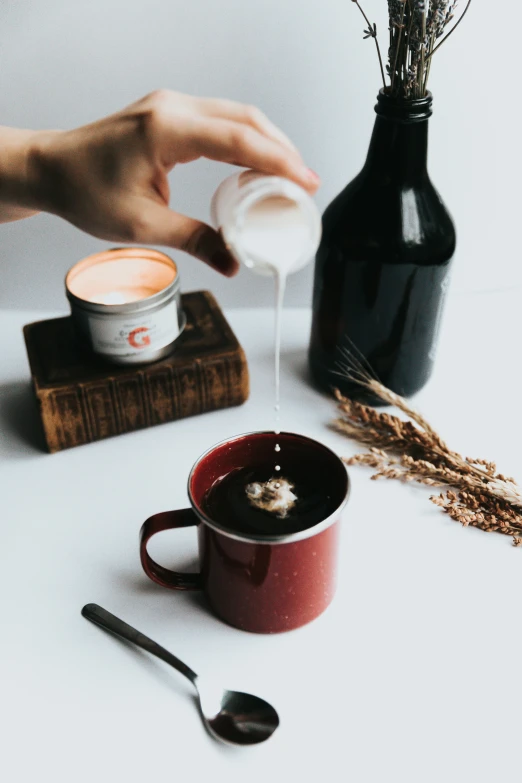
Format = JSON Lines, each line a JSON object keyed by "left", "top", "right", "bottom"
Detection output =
{"left": 65, "top": 248, "right": 185, "bottom": 365}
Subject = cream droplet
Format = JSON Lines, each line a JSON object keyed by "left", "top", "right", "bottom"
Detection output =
{"left": 275, "top": 444, "right": 281, "bottom": 452}
{"left": 275, "top": 464, "right": 281, "bottom": 471}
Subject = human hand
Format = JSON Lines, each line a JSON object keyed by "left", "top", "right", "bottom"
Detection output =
{"left": 27, "top": 91, "right": 320, "bottom": 276}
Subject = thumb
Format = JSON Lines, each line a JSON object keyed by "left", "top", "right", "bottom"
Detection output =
{"left": 138, "top": 205, "right": 239, "bottom": 277}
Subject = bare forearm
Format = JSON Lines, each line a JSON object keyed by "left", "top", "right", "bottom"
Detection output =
{"left": 0, "top": 126, "right": 48, "bottom": 222}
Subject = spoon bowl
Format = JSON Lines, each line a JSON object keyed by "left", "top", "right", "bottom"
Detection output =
{"left": 196, "top": 678, "right": 279, "bottom": 745}
{"left": 81, "top": 604, "right": 279, "bottom": 746}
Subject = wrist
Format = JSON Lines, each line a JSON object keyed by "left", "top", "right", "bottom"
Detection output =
{"left": 0, "top": 128, "right": 40, "bottom": 213}
{"left": 0, "top": 127, "right": 65, "bottom": 220}
{"left": 26, "top": 129, "right": 65, "bottom": 214}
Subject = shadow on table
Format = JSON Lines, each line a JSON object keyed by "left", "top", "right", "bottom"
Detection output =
{"left": 283, "top": 346, "right": 310, "bottom": 385}
{"left": 0, "top": 379, "right": 46, "bottom": 459}
{"left": 255, "top": 345, "right": 312, "bottom": 385}
{"left": 116, "top": 562, "right": 209, "bottom": 614}
{"left": 273, "top": 346, "right": 335, "bottom": 400}
{"left": 92, "top": 624, "right": 198, "bottom": 701}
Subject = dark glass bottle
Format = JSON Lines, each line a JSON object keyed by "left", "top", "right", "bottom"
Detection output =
{"left": 309, "top": 91, "right": 456, "bottom": 403}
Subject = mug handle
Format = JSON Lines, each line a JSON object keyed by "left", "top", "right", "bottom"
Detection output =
{"left": 139, "top": 510, "right": 203, "bottom": 591}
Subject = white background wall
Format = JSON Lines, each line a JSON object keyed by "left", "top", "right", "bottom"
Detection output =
{"left": 0, "top": 0, "right": 518, "bottom": 311}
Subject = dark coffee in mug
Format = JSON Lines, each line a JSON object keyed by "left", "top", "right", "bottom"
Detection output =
{"left": 201, "top": 456, "right": 340, "bottom": 538}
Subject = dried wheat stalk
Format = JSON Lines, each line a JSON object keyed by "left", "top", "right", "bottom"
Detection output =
{"left": 334, "top": 351, "right": 522, "bottom": 546}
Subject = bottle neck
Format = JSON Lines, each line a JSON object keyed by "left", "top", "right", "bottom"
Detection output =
{"left": 362, "top": 91, "right": 432, "bottom": 185}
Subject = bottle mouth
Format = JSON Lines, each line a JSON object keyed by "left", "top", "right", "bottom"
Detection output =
{"left": 375, "top": 89, "right": 433, "bottom": 123}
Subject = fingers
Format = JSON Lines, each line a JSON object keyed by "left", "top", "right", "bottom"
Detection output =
{"left": 188, "top": 118, "right": 320, "bottom": 193}
{"left": 138, "top": 90, "right": 320, "bottom": 191}
{"left": 136, "top": 203, "right": 239, "bottom": 276}
{"left": 196, "top": 98, "right": 299, "bottom": 155}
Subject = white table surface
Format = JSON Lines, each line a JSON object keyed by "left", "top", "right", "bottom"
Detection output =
{"left": 1, "top": 289, "right": 522, "bottom": 783}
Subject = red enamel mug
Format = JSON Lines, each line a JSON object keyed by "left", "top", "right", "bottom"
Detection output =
{"left": 140, "top": 432, "right": 349, "bottom": 634}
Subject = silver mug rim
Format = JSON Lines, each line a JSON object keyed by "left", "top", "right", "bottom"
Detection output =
{"left": 187, "top": 430, "right": 350, "bottom": 545}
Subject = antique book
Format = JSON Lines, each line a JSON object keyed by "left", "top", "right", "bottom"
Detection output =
{"left": 23, "top": 290, "right": 249, "bottom": 452}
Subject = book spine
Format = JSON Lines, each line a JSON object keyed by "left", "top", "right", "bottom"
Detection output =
{"left": 39, "top": 387, "right": 88, "bottom": 453}
{"left": 37, "top": 352, "right": 249, "bottom": 452}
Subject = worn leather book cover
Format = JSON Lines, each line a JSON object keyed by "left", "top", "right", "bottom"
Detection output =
{"left": 23, "top": 290, "right": 249, "bottom": 453}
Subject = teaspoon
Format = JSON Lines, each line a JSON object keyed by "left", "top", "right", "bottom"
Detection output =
{"left": 81, "top": 603, "right": 279, "bottom": 746}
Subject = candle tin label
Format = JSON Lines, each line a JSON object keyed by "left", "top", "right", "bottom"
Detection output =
{"left": 87, "top": 300, "right": 180, "bottom": 357}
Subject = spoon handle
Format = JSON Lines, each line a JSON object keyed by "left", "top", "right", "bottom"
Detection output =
{"left": 82, "top": 603, "right": 198, "bottom": 686}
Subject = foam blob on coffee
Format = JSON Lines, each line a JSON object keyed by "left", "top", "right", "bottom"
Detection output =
{"left": 245, "top": 477, "right": 297, "bottom": 518}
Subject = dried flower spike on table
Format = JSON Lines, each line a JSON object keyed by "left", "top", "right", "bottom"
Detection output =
{"left": 333, "top": 363, "right": 522, "bottom": 546}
